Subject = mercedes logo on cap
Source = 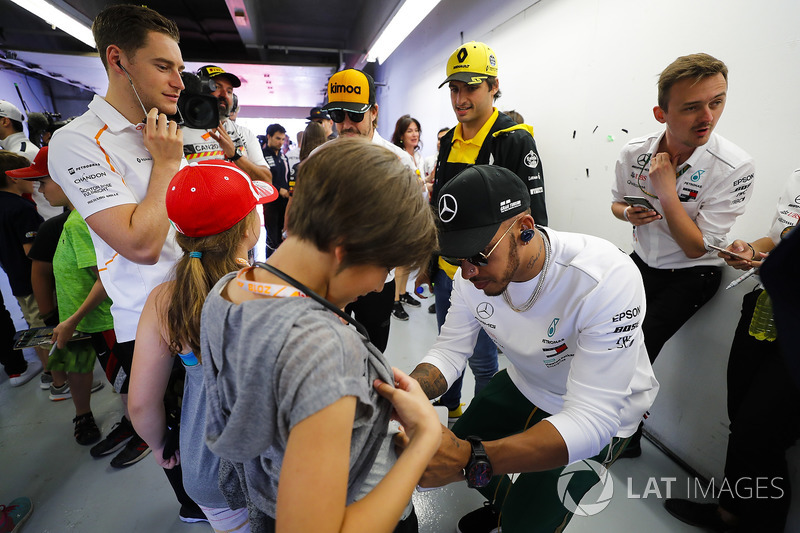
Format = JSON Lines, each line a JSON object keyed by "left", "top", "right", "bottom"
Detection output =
{"left": 438, "top": 193, "right": 458, "bottom": 223}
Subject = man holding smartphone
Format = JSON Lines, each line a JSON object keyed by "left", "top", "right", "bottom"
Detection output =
{"left": 610, "top": 53, "right": 755, "bottom": 458}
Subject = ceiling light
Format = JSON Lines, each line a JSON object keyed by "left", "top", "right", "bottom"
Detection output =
{"left": 367, "top": 0, "right": 442, "bottom": 64}
{"left": 8, "top": 0, "right": 95, "bottom": 49}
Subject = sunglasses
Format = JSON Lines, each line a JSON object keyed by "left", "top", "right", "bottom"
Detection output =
{"left": 441, "top": 219, "right": 518, "bottom": 267}
{"left": 328, "top": 108, "right": 370, "bottom": 123}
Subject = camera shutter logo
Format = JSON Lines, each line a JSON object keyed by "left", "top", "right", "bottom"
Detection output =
{"left": 556, "top": 459, "right": 614, "bottom": 516}
{"left": 438, "top": 194, "right": 458, "bottom": 223}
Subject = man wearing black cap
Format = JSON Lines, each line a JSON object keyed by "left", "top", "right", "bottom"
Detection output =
{"left": 405, "top": 165, "right": 658, "bottom": 533}
{"left": 307, "top": 107, "right": 336, "bottom": 140}
{"left": 427, "top": 41, "right": 549, "bottom": 424}
{"left": 182, "top": 65, "right": 271, "bottom": 184}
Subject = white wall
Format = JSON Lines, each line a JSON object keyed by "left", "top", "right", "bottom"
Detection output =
{"left": 376, "top": 0, "right": 800, "bottom": 522}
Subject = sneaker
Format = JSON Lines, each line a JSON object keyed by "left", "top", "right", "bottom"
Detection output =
{"left": 428, "top": 303, "right": 436, "bottom": 314}
{"left": 40, "top": 371, "right": 53, "bottom": 389}
{"left": 0, "top": 496, "right": 33, "bottom": 533}
{"left": 663, "top": 499, "right": 733, "bottom": 532}
{"left": 49, "top": 382, "right": 72, "bottom": 401}
{"left": 179, "top": 505, "right": 209, "bottom": 524}
{"left": 90, "top": 416, "right": 134, "bottom": 458}
{"left": 399, "top": 292, "right": 421, "bottom": 307}
{"left": 432, "top": 401, "right": 464, "bottom": 423}
{"left": 73, "top": 412, "right": 101, "bottom": 445}
{"left": 8, "top": 360, "right": 42, "bottom": 387}
{"left": 456, "top": 502, "right": 501, "bottom": 533}
{"left": 391, "top": 301, "right": 409, "bottom": 321}
{"left": 110, "top": 433, "right": 151, "bottom": 468}
{"left": 90, "top": 380, "right": 104, "bottom": 394}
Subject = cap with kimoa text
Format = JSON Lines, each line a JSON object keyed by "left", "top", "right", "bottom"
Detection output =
{"left": 439, "top": 41, "right": 498, "bottom": 88}
{"left": 322, "top": 69, "right": 376, "bottom": 113}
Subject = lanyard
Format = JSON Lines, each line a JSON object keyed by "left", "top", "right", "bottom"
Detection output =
{"left": 235, "top": 266, "right": 307, "bottom": 298}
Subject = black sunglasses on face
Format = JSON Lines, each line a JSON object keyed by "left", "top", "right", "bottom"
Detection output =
{"left": 441, "top": 219, "right": 519, "bottom": 268}
{"left": 329, "top": 108, "right": 367, "bottom": 123}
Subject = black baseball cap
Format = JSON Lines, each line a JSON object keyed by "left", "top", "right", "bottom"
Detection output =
{"left": 307, "top": 107, "right": 331, "bottom": 121}
{"left": 437, "top": 165, "right": 530, "bottom": 258}
{"left": 197, "top": 65, "right": 241, "bottom": 88}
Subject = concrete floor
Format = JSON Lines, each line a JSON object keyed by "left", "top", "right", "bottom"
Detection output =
{"left": 1, "top": 272, "right": 705, "bottom": 533}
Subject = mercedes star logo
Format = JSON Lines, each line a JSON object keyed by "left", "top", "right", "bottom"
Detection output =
{"left": 439, "top": 193, "right": 458, "bottom": 223}
{"left": 476, "top": 302, "right": 494, "bottom": 319}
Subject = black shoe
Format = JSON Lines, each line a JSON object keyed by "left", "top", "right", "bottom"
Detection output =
{"left": 664, "top": 499, "right": 734, "bottom": 532}
{"left": 399, "top": 292, "right": 421, "bottom": 307}
{"left": 74, "top": 412, "right": 101, "bottom": 445}
{"left": 110, "top": 433, "right": 151, "bottom": 468}
{"left": 90, "top": 416, "right": 134, "bottom": 457}
{"left": 391, "top": 301, "right": 409, "bottom": 321}
{"left": 428, "top": 303, "right": 436, "bottom": 314}
{"left": 457, "top": 502, "right": 501, "bottom": 533}
{"left": 179, "top": 505, "right": 209, "bottom": 524}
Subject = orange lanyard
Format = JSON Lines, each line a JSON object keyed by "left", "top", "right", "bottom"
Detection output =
{"left": 235, "top": 266, "right": 308, "bottom": 298}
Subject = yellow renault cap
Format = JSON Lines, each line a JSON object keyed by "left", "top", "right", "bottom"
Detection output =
{"left": 439, "top": 41, "right": 498, "bottom": 88}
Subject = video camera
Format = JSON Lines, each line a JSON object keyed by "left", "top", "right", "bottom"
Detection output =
{"left": 173, "top": 71, "right": 220, "bottom": 130}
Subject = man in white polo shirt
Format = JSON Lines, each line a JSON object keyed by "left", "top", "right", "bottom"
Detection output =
{"left": 48, "top": 4, "right": 206, "bottom": 523}
{"left": 319, "top": 68, "right": 417, "bottom": 351}
{"left": 610, "top": 53, "right": 755, "bottom": 458}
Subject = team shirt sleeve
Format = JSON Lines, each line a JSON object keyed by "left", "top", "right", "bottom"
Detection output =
{"left": 695, "top": 160, "right": 755, "bottom": 251}
{"left": 767, "top": 169, "right": 800, "bottom": 245}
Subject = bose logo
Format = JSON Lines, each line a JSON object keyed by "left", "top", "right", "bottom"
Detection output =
{"left": 330, "top": 83, "right": 361, "bottom": 95}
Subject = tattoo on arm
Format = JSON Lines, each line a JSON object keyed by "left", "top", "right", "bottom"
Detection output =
{"left": 410, "top": 363, "right": 448, "bottom": 399}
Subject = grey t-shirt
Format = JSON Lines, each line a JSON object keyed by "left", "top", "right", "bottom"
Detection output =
{"left": 202, "top": 272, "right": 396, "bottom": 521}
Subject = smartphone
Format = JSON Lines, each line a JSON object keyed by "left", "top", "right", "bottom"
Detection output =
{"left": 708, "top": 244, "right": 750, "bottom": 261}
{"left": 623, "top": 195, "right": 657, "bottom": 212}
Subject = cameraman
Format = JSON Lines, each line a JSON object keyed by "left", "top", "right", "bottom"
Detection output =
{"left": 182, "top": 65, "right": 271, "bottom": 183}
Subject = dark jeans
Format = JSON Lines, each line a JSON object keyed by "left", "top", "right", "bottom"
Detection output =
{"left": 264, "top": 197, "right": 288, "bottom": 258}
{"left": 433, "top": 269, "right": 498, "bottom": 409}
{"left": 720, "top": 289, "right": 800, "bottom": 532}
{"left": 0, "top": 290, "right": 26, "bottom": 377}
{"left": 344, "top": 279, "right": 395, "bottom": 353}
{"left": 631, "top": 252, "right": 722, "bottom": 363}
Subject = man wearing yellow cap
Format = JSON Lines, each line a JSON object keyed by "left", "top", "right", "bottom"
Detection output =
{"left": 320, "top": 68, "right": 417, "bottom": 353}
{"left": 427, "top": 41, "right": 549, "bottom": 425}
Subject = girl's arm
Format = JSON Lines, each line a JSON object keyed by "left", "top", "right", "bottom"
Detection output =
{"left": 276, "top": 368, "right": 441, "bottom": 533}
{"left": 128, "top": 283, "right": 178, "bottom": 469}
{"left": 52, "top": 268, "right": 108, "bottom": 348}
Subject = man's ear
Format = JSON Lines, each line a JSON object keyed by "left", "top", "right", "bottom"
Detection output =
{"left": 107, "top": 45, "right": 124, "bottom": 74}
{"left": 653, "top": 106, "right": 666, "bottom": 124}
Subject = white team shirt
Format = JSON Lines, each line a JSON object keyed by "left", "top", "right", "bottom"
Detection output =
{"left": 285, "top": 146, "right": 301, "bottom": 170}
{"left": 182, "top": 119, "right": 268, "bottom": 167}
{"left": 612, "top": 131, "right": 755, "bottom": 269}
{"left": 768, "top": 169, "right": 800, "bottom": 245}
{"left": 48, "top": 95, "right": 183, "bottom": 342}
{"left": 421, "top": 229, "right": 659, "bottom": 463}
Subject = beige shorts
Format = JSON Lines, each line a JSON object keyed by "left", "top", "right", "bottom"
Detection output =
{"left": 14, "top": 293, "right": 45, "bottom": 328}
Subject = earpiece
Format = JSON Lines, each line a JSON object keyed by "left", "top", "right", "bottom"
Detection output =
{"left": 520, "top": 228, "right": 534, "bottom": 243}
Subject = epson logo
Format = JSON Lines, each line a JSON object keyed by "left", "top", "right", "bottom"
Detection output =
{"left": 330, "top": 83, "right": 361, "bottom": 95}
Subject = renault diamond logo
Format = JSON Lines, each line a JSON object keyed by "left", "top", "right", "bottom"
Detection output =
{"left": 438, "top": 193, "right": 458, "bottom": 223}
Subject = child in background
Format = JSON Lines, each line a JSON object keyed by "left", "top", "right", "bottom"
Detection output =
{"left": 8, "top": 147, "right": 111, "bottom": 444}
{"left": 0, "top": 152, "right": 44, "bottom": 386}
{"left": 129, "top": 160, "right": 278, "bottom": 531}
{"left": 202, "top": 138, "right": 441, "bottom": 533}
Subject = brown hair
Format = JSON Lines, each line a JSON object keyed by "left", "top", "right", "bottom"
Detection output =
{"left": 487, "top": 76, "right": 501, "bottom": 101}
{"left": 162, "top": 211, "right": 256, "bottom": 359}
{"left": 0, "top": 152, "right": 31, "bottom": 188}
{"left": 288, "top": 137, "right": 437, "bottom": 271}
{"left": 299, "top": 122, "right": 326, "bottom": 162}
{"left": 92, "top": 4, "right": 181, "bottom": 70}
{"left": 658, "top": 53, "right": 728, "bottom": 110}
{"left": 391, "top": 114, "right": 422, "bottom": 152}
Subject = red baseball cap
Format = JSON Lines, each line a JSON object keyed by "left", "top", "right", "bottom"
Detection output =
{"left": 166, "top": 160, "right": 278, "bottom": 237}
{"left": 6, "top": 146, "right": 49, "bottom": 180}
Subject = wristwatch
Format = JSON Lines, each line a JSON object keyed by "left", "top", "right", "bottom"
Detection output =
{"left": 464, "top": 436, "right": 493, "bottom": 488}
{"left": 228, "top": 151, "right": 242, "bottom": 162}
